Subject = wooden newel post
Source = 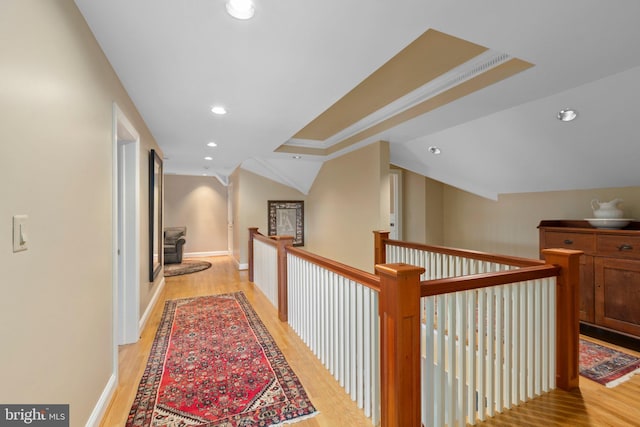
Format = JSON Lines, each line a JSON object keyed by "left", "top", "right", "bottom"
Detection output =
{"left": 375, "top": 263, "right": 425, "bottom": 427}
{"left": 275, "top": 235, "right": 294, "bottom": 322}
{"left": 374, "top": 230, "right": 390, "bottom": 267}
{"left": 248, "top": 227, "right": 259, "bottom": 282}
{"left": 542, "top": 248, "right": 582, "bottom": 391}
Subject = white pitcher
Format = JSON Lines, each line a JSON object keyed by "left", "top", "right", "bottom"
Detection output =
{"left": 591, "top": 198, "right": 624, "bottom": 218}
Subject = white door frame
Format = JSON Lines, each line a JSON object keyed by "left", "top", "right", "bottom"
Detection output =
{"left": 390, "top": 169, "right": 402, "bottom": 240}
{"left": 227, "top": 182, "right": 234, "bottom": 256}
{"left": 112, "top": 103, "right": 140, "bottom": 353}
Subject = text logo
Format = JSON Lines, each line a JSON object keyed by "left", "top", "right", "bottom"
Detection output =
{"left": 0, "top": 405, "right": 68, "bottom": 426}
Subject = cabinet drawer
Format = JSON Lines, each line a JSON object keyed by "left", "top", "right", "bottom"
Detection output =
{"left": 597, "top": 235, "right": 640, "bottom": 259}
{"left": 543, "top": 231, "right": 595, "bottom": 252}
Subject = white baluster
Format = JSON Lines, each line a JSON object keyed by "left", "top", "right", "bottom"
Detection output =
{"left": 477, "top": 288, "right": 486, "bottom": 422}
{"left": 457, "top": 291, "right": 467, "bottom": 425}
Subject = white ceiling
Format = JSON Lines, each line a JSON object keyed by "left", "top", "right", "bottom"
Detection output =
{"left": 75, "top": 0, "right": 640, "bottom": 199}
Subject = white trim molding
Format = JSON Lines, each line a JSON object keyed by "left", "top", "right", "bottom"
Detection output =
{"left": 85, "top": 373, "right": 117, "bottom": 427}
{"left": 139, "top": 277, "right": 165, "bottom": 333}
{"left": 184, "top": 251, "right": 230, "bottom": 258}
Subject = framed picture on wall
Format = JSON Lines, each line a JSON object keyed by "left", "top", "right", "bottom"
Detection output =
{"left": 268, "top": 200, "right": 304, "bottom": 246}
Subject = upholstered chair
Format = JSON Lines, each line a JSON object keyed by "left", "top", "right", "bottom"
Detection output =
{"left": 164, "top": 226, "right": 186, "bottom": 264}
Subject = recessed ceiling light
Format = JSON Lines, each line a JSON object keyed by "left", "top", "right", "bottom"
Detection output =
{"left": 207, "top": 142, "right": 218, "bottom": 147}
{"left": 204, "top": 156, "right": 213, "bottom": 161}
{"left": 292, "top": 155, "right": 302, "bottom": 159}
{"left": 226, "top": 0, "right": 255, "bottom": 20}
{"left": 428, "top": 146, "right": 441, "bottom": 155}
{"left": 557, "top": 108, "right": 578, "bottom": 122}
{"left": 211, "top": 106, "right": 227, "bottom": 115}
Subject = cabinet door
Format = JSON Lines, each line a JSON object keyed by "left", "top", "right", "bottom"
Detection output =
{"left": 595, "top": 257, "right": 640, "bottom": 337}
{"left": 579, "top": 256, "right": 595, "bottom": 323}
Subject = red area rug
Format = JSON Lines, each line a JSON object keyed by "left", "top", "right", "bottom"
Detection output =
{"left": 579, "top": 338, "right": 640, "bottom": 387}
{"left": 126, "top": 292, "right": 317, "bottom": 426}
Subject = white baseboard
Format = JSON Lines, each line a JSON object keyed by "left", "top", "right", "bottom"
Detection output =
{"left": 184, "top": 250, "right": 230, "bottom": 258}
{"left": 236, "top": 260, "right": 249, "bottom": 270}
{"left": 89, "top": 277, "right": 165, "bottom": 426}
{"left": 85, "top": 373, "right": 117, "bottom": 427}
{"left": 139, "top": 276, "right": 165, "bottom": 333}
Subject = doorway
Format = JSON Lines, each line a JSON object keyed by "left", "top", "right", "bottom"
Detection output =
{"left": 390, "top": 169, "right": 402, "bottom": 240}
{"left": 113, "top": 104, "right": 140, "bottom": 348}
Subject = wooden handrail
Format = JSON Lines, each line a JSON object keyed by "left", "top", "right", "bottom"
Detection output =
{"left": 420, "top": 264, "right": 560, "bottom": 297}
{"left": 374, "top": 231, "right": 546, "bottom": 268}
{"left": 253, "top": 231, "right": 293, "bottom": 246}
{"left": 286, "top": 246, "right": 381, "bottom": 292}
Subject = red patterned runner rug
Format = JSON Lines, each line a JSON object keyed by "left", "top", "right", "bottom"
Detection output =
{"left": 126, "top": 292, "right": 317, "bottom": 426}
{"left": 579, "top": 338, "right": 640, "bottom": 387}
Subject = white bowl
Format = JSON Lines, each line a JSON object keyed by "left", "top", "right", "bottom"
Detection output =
{"left": 585, "top": 218, "right": 633, "bottom": 229}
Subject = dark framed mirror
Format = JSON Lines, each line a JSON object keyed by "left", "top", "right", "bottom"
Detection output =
{"left": 149, "top": 149, "right": 163, "bottom": 281}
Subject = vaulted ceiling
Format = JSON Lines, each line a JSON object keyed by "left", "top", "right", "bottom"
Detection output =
{"left": 75, "top": 0, "right": 640, "bottom": 199}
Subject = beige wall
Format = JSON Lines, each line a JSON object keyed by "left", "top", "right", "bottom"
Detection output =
{"left": 231, "top": 142, "right": 392, "bottom": 273}
{"left": 230, "top": 168, "right": 306, "bottom": 267}
{"left": 402, "top": 169, "right": 425, "bottom": 242}
{"left": 164, "top": 175, "right": 228, "bottom": 254}
{"left": 0, "top": 1, "right": 162, "bottom": 424}
{"left": 443, "top": 185, "right": 640, "bottom": 259}
{"left": 424, "top": 177, "right": 445, "bottom": 245}
{"left": 400, "top": 170, "right": 444, "bottom": 245}
{"left": 399, "top": 171, "right": 640, "bottom": 261}
{"left": 306, "top": 142, "right": 390, "bottom": 272}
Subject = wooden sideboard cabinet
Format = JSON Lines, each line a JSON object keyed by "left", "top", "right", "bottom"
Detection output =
{"left": 539, "top": 220, "right": 640, "bottom": 339}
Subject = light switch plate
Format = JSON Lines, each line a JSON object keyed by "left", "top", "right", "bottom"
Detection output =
{"left": 13, "top": 214, "right": 28, "bottom": 252}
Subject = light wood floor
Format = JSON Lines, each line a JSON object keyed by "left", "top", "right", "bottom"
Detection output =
{"left": 475, "top": 338, "right": 640, "bottom": 427}
{"left": 100, "top": 256, "right": 640, "bottom": 427}
{"left": 100, "top": 256, "right": 372, "bottom": 427}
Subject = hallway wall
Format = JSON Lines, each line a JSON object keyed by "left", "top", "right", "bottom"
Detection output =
{"left": 443, "top": 185, "right": 640, "bottom": 259}
{"left": 401, "top": 169, "right": 445, "bottom": 245}
{"left": 306, "top": 141, "right": 390, "bottom": 273}
{"left": 164, "top": 175, "right": 228, "bottom": 255}
{"left": 230, "top": 168, "right": 306, "bottom": 268}
{"left": 400, "top": 169, "right": 640, "bottom": 259}
{"left": 0, "top": 1, "right": 162, "bottom": 424}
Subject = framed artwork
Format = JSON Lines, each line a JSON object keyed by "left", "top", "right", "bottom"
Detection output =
{"left": 149, "top": 149, "right": 163, "bottom": 281}
{"left": 268, "top": 200, "right": 304, "bottom": 246}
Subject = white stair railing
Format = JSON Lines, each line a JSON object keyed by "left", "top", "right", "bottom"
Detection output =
{"left": 386, "top": 245, "right": 520, "bottom": 279}
{"left": 249, "top": 230, "right": 577, "bottom": 427}
{"left": 252, "top": 237, "right": 278, "bottom": 309}
{"left": 385, "top": 241, "right": 558, "bottom": 427}
{"left": 421, "top": 278, "right": 556, "bottom": 427}
{"left": 287, "top": 252, "right": 381, "bottom": 426}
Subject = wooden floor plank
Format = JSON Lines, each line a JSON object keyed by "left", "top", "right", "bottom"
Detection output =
{"left": 100, "top": 256, "right": 640, "bottom": 426}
